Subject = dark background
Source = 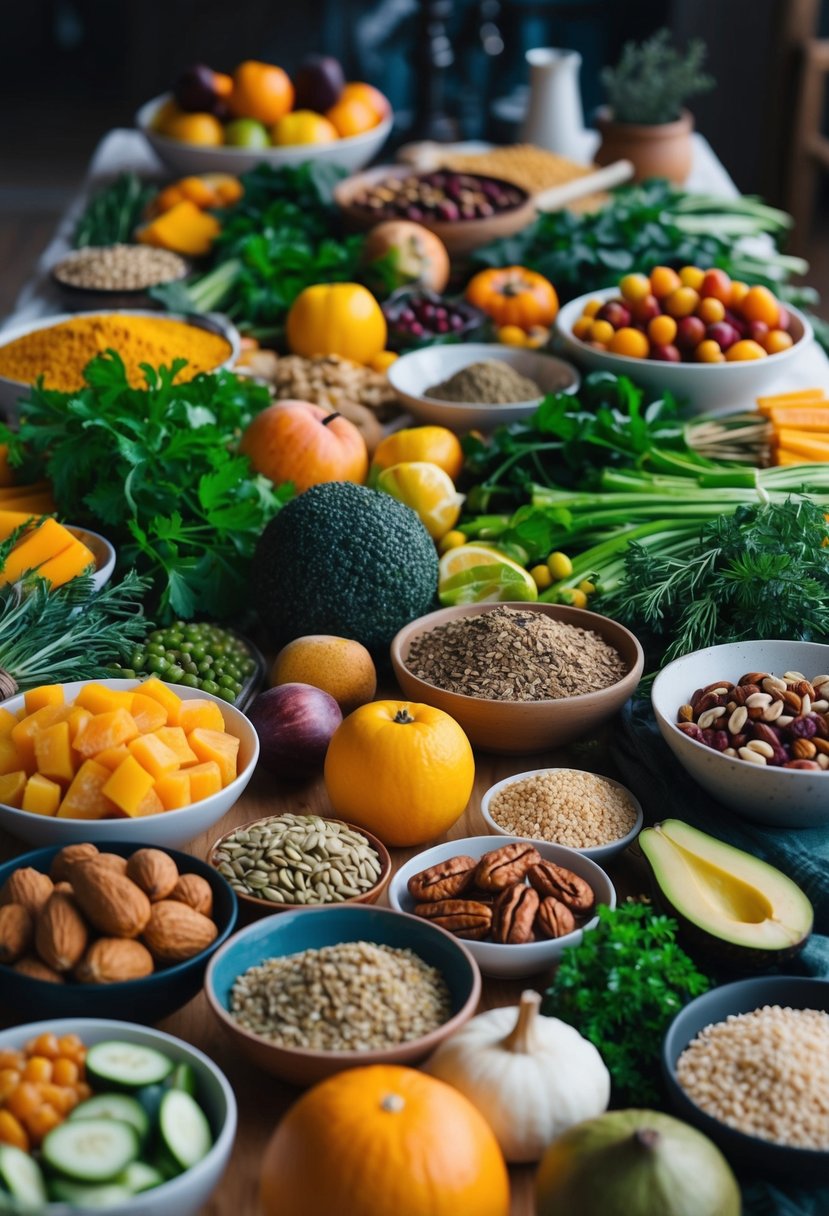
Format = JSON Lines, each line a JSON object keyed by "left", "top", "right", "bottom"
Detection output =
{"left": 1, "top": 0, "right": 828, "bottom": 317}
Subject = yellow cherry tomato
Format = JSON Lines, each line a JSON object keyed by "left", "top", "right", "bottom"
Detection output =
{"left": 650, "top": 266, "right": 682, "bottom": 299}
{"left": 664, "top": 287, "right": 699, "bottom": 319}
{"left": 530, "top": 564, "right": 553, "bottom": 590}
{"left": 696, "top": 339, "right": 725, "bottom": 363}
{"left": 648, "top": 314, "right": 677, "bottom": 346}
{"left": 572, "top": 316, "right": 594, "bottom": 341}
{"left": 679, "top": 265, "right": 705, "bottom": 290}
{"left": 619, "top": 273, "right": 651, "bottom": 303}
{"left": 608, "top": 327, "right": 649, "bottom": 359}
{"left": 725, "top": 339, "right": 767, "bottom": 362}
{"left": 563, "top": 588, "right": 588, "bottom": 609}
{"left": 696, "top": 297, "right": 725, "bottom": 325}
{"left": 547, "top": 551, "right": 573, "bottom": 579}
{"left": 578, "top": 579, "right": 596, "bottom": 595}
{"left": 762, "top": 329, "right": 794, "bottom": 354}
{"left": 496, "top": 325, "right": 529, "bottom": 347}
{"left": 438, "top": 529, "right": 468, "bottom": 554}
{"left": 589, "top": 319, "right": 614, "bottom": 345}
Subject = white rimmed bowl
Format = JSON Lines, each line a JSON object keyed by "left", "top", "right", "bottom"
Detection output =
{"left": 0, "top": 310, "right": 240, "bottom": 422}
{"left": 0, "top": 1017, "right": 236, "bottom": 1215}
{"left": 480, "top": 768, "right": 644, "bottom": 864}
{"left": 387, "top": 342, "right": 580, "bottom": 432}
{"left": 0, "top": 679, "right": 259, "bottom": 847}
{"left": 136, "top": 93, "right": 392, "bottom": 176}
{"left": 66, "top": 525, "right": 116, "bottom": 593}
{"left": 651, "top": 639, "right": 829, "bottom": 827}
{"left": 555, "top": 287, "right": 813, "bottom": 415}
{"left": 389, "top": 834, "right": 616, "bottom": 979}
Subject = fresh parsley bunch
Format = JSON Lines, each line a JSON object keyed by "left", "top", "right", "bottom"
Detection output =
{"left": 3, "top": 353, "right": 290, "bottom": 623}
{"left": 543, "top": 902, "right": 710, "bottom": 1106}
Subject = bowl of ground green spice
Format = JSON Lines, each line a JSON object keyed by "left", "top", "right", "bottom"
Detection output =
{"left": 387, "top": 342, "right": 579, "bottom": 431}
{"left": 390, "top": 602, "right": 644, "bottom": 753}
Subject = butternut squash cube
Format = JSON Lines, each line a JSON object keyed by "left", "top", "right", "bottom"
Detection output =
{"left": 24, "top": 685, "right": 64, "bottom": 715}
{"left": 130, "top": 787, "right": 165, "bottom": 818}
{"left": 178, "top": 699, "right": 225, "bottom": 734}
{"left": 128, "top": 733, "right": 180, "bottom": 781}
{"left": 0, "top": 771, "right": 26, "bottom": 807}
{"left": 154, "top": 726, "right": 197, "bottom": 767}
{"left": 188, "top": 727, "right": 239, "bottom": 787}
{"left": 74, "top": 709, "right": 139, "bottom": 759}
{"left": 37, "top": 538, "right": 95, "bottom": 589}
{"left": 0, "top": 709, "right": 16, "bottom": 739}
{"left": 22, "top": 773, "right": 62, "bottom": 816}
{"left": 95, "top": 745, "right": 131, "bottom": 772}
{"left": 130, "top": 693, "right": 168, "bottom": 734}
{"left": 137, "top": 678, "right": 182, "bottom": 724}
{"left": 75, "top": 684, "right": 135, "bottom": 715}
{"left": 155, "top": 770, "right": 191, "bottom": 811}
{"left": 136, "top": 200, "right": 220, "bottom": 257}
{"left": 57, "top": 759, "right": 113, "bottom": 819}
{"left": 102, "top": 755, "right": 156, "bottom": 816}
{"left": 11, "top": 705, "right": 72, "bottom": 772}
{"left": 67, "top": 707, "right": 93, "bottom": 744}
{"left": 0, "top": 518, "right": 74, "bottom": 585}
{"left": 34, "top": 721, "right": 75, "bottom": 784}
{"left": 187, "top": 760, "right": 222, "bottom": 802}
{"left": 0, "top": 738, "right": 23, "bottom": 776}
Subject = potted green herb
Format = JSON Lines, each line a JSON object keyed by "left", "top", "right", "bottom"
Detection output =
{"left": 595, "top": 30, "right": 714, "bottom": 184}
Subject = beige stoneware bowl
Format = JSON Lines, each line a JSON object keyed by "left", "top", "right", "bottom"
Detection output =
{"left": 390, "top": 601, "right": 644, "bottom": 753}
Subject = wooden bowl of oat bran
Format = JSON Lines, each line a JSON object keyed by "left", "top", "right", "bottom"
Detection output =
{"left": 390, "top": 602, "right": 644, "bottom": 754}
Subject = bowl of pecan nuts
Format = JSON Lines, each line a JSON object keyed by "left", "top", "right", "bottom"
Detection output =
{"left": 388, "top": 836, "right": 616, "bottom": 979}
{"left": 652, "top": 640, "right": 829, "bottom": 827}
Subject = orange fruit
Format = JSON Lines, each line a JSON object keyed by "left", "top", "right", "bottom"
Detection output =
{"left": 340, "top": 82, "right": 391, "bottom": 121}
{"left": 230, "top": 60, "right": 294, "bottom": 125}
{"left": 648, "top": 315, "right": 677, "bottom": 345}
{"left": 729, "top": 280, "right": 750, "bottom": 307}
{"left": 740, "top": 285, "right": 780, "bottom": 329}
{"left": 581, "top": 298, "right": 604, "bottom": 318}
{"left": 761, "top": 328, "right": 793, "bottom": 354}
{"left": 608, "top": 327, "right": 649, "bottom": 358}
{"left": 272, "top": 111, "right": 338, "bottom": 146}
{"left": 589, "top": 319, "right": 614, "bottom": 345}
{"left": 372, "top": 425, "right": 464, "bottom": 482}
{"left": 664, "top": 287, "right": 699, "bottom": 318}
{"left": 572, "top": 316, "right": 593, "bottom": 341}
{"left": 700, "top": 269, "right": 732, "bottom": 304}
{"left": 326, "top": 97, "right": 378, "bottom": 138}
{"left": 725, "top": 339, "right": 767, "bottom": 361}
{"left": 619, "top": 274, "right": 651, "bottom": 303}
{"left": 697, "top": 297, "right": 725, "bottom": 325}
{"left": 270, "top": 636, "right": 377, "bottom": 714}
{"left": 695, "top": 339, "right": 725, "bottom": 363}
{"left": 160, "top": 111, "right": 224, "bottom": 146}
{"left": 650, "top": 266, "right": 682, "bottom": 299}
{"left": 678, "top": 265, "right": 705, "bottom": 290}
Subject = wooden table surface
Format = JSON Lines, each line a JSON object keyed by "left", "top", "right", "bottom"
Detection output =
{"left": 0, "top": 714, "right": 647, "bottom": 1216}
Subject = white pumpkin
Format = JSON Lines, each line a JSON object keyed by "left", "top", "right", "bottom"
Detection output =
{"left": 423, "top": 990, "right": 610, "bottom": 1164}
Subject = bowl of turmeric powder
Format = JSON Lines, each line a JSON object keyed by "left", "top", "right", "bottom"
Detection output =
{"left": 0, "top": 310, "right": 240, "bottom": 420}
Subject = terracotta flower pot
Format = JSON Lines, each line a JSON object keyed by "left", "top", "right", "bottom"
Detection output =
{"left": 594, "top": 107, "right": 694, "bottom": 185}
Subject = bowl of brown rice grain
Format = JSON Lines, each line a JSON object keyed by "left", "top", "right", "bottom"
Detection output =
{"left": 480, "top": 768, "right": 643, "bottom": 863}
{"left": 390, "top": 602, "right": 644, "bottom": 754}
{"left": 663, "top": 975, "right": 829, "bottom": 1180}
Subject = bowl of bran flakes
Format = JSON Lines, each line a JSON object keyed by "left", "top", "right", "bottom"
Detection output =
{"left": 390, "top": 602, "right": 644, "bottom": 754}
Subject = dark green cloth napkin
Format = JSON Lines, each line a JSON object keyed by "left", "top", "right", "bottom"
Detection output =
{"left": 612, "top": 700, "right": 829, "bottom": 1216}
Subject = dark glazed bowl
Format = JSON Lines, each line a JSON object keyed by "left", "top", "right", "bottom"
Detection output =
{"left": 663, "top": 975, "right": 829, "bottom": 1181}
{"left": 0, "top": 841, "right": 237, "bottom": 1022}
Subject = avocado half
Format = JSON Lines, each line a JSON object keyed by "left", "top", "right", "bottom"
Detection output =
{"left": 639, "top": 819, "right": 813, "bottom": 969}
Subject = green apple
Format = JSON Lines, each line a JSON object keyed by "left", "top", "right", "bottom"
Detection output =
{"left": 224, "top": 118, "right": 270, "bottom": 148}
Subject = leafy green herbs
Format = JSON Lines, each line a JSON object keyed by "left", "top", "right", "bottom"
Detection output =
{"left": 151, "top": 162, "right": 364, "bottom": 337}
{"left": 602, "top": 29, "right": 714, "bottom": 125}
{"left": 600, "top": 499, "right": 829, "bottom": 666}
{"left": 72, "top": 173, "right": 157, "bottom": 249}
{"left": 0, "top": 570, "right": 152, "bottom": 692}
{"left": 472, "top": 180, "right": 805, "bottom": 304}
{"left": 1, "top": 354, "right": 290, "bottom": 624}
{"left": 543, "top": 902, "right": 710, "bottom": 1106}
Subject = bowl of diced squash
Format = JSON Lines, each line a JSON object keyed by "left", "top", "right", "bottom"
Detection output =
{"left": 0, "top": 513, "right": 115, "bottom": 593}
{"left": 0, "top": 679, "right": 259, "bottom": 848}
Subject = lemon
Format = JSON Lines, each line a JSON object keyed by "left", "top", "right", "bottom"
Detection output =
{"left": 376, "top": 462, "right": 464, "bottom": 541}
{"left": 438, "top": 543, "right": 538, "bottom": 605}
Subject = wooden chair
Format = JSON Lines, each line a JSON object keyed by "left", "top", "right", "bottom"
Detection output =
{"left": 788, "top": 35, "right": 829, "bottom": 248}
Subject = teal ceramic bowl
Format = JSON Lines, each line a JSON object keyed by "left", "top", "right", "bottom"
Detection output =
{"left": 205, "top": 904, "right": 481, "bottom": 1086}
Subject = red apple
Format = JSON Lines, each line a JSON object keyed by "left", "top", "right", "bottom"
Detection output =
{"left": 676, "top": 316, "right": 706, "bottom": 350}
{"left": 248, "top": 683, "right": 342, "bottom": 780}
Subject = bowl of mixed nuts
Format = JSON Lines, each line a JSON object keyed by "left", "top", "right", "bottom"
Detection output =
{"left": 204, "top": 903, "right": 481, "bottom": 1085}
{"left": 652, "top": 640, "right": 829, "bottom": 827}
{"left": 388, "top": 835, "right": 616, "bottom": 979}
{"left": 207, "top": 813, "right": 392, "bottom": 919}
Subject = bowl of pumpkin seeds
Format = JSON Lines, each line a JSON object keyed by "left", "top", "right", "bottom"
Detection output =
{"left": 207, "top": 813, "right": 392, "bottom": 919}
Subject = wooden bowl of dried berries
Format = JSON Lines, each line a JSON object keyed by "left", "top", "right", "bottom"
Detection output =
{"left": 388, "top": 835, "right": 616, "bottom": 979}
{"left": 652, "top": 640, "right": 829, "bottom": 828}
{"left": 480, "top": 768, "right": 643, "bottom": 863}
{"left": 390, "top": 602, "right": 644, "bottom": 754}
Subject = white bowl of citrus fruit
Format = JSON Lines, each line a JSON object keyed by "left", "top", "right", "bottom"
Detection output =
{"left": 0, "top": 679, "right": 258, "bottom": 848}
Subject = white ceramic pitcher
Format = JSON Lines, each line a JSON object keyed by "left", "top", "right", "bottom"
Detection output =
{"left": 520, "top": 47, "right": 585, "bottom": 159}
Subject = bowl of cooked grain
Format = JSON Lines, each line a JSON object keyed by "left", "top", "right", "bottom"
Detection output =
{"left": 663, "top": 975, "right": 829, "bottom": 1180}
{"left": 480, "top": 768, "right": 643, "bottom": 863}
{"left": 204, "top": 903, "right": 481, "bottom": 1086}
{"left": 390, "top": 602, "right": 645, "bottom": 754}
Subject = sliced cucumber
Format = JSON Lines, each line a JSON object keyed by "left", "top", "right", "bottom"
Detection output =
{"left": 0, "top": 1144, "right": 47, "bottom": 1208}
{"left": 115, "top": 1160, "right": 164, "bottom": 1194}
{"left": 159, "top": 1090, "right": 212, "bottom": 1170}
{"left": 86, "top": 1041, "right": 174, "bottom": 1090}
{"left": 42, "top": 1118, "right": 138, "bottom": 1183}
{"left": 167, "top": 1062, "right": 197, "bottom": 1096}
{"left": 69, "top": 1094, "right": 149, "bottom": 1143}
{"left": 48, "top": 1178, "right": 133, "bottom": 1209}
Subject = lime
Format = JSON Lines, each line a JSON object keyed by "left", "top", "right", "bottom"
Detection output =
{"left": 438, "top": 543, "right": 538, "bottom": 605}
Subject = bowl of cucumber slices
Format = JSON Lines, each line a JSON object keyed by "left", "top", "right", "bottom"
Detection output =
{"left": 0, "top": 1018, "right": 236, "bottom": 1214}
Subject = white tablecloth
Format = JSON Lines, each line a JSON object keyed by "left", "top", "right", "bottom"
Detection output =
{"left": 5, "top": 128, "right": 829, "bottom": 390}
